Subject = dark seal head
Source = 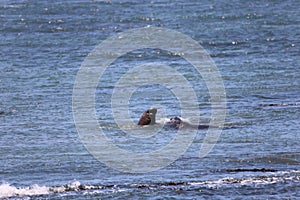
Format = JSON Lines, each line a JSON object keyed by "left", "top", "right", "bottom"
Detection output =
{"left": 166, "top": 117, "right": 183, "bottom": 129}
{"left": 137, "top": 108, "right": 157, "bottom": 126}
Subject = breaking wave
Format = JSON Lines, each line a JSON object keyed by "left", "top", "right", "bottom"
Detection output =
{"left": 1, "top": 170, "right": 299, "bottom": 199}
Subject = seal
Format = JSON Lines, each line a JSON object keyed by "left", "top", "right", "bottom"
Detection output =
{"left": 137, "top": 107, "right": 157, "bottom": 126}
{"left": 166, "top": 116, "right": 210, "bottom": 129}
{"left": 138, "top": 108, "right": 210, "bottom": 129}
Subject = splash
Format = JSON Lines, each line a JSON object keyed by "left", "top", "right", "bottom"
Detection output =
{"left": 0, "top": 182, "right": 49, "bottom": 198}
{"left": 0, "top": 181, "right": 87, "bottom": 199}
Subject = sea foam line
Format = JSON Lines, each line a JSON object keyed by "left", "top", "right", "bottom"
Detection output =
{"left": 1, "top": 170, "right": 299, "bottom": 198}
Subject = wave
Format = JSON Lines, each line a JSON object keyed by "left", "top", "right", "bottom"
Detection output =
{"left": 1, "top": 170, "right": 299, "bottom": 199}
{"left": 0, "top": 182, "right": 50, "bottom": 199}
{"left": 0, "top": 181, "right": 117, "bottom": 199}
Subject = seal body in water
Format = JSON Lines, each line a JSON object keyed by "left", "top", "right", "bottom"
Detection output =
{"left": 138, "top": 108, "right": 210, "bottom": 129}
{"left": 166, "top": 116, "right": 210, "bottom": 129}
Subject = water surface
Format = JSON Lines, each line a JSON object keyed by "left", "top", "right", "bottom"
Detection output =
{"left": 0, "top": 0, "right": 299, "bottom": 199}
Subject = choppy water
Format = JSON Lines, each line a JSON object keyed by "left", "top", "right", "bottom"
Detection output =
{"left": 1, "top": 0, "right": 300, "bottom": 199}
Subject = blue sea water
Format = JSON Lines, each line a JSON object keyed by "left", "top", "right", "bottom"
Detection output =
{"left": 0, "top": 0, "right": 299, "bottom": 199}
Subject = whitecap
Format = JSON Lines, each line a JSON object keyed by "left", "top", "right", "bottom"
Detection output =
{"left": 0, "top": 182, "right": 49, "bottom": 199}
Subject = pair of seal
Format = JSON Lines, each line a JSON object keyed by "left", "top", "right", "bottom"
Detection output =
{"left": 138, "top": 108, "right": 210, "bottom": 129}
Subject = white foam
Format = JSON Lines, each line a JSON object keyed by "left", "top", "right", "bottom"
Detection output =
{"left": 156, "top": 117, "right": 171, "bottom": 124}
{"left": 0, "top": 182, "right": 50, "bottom": 198}
{"left": 0, "top": 181, "right": 86, "bottom": 198}
{"left": 189, "top": 170, "right": 300, "bottom": 188}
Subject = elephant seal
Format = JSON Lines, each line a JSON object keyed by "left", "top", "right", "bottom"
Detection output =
{"left": 137, "top": 107, "right": 157, "bottom": 126}
{"left": 165, "top": 116, "right": 210, "bottom": 129}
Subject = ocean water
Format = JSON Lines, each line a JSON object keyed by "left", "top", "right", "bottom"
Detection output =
{"left": 0, "top": 0, "right": 300, "bottom": 199}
